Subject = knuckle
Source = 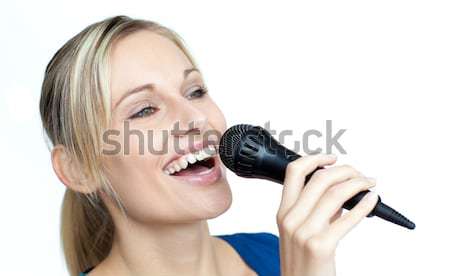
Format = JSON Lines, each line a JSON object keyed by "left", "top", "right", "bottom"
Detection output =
{"left": 340, "top": 164, "right": 354, "bottom": 171}
{"left": 293, "top": 222, "right": 323, "bottom": 246}
{"left": 279, "top": 216, "right": 298, "bottom": 236}
{"left": 285, "top": 161, "right": 307, "bottom": 178}
{"left": 293, "top": 230, "right": 310, "bottom": 245}
{"left": 363, "top": 177, "right": 376, "bottom": 188}
{"left": 313, "top": 153, "right": 329, "bottom": 161}
{"left": 350, "top": 178, "right": 372, "bottom": 192}
{"left": 325, "top": 178, "right": 369, "bottom": 202}
{"left": 287, "top": 158, "right": 305, "bottom": 168}
{"left": 304, "top": 237, "right": 322, "bottom": 252}
{"left": 276, "top": 212, "right": 284, "bottom": 225}
{"left": 311, "top": 168, "right": 327, "bottom": 181}
{"left": 326, "top": 185, "right": 342, "bottom": 200}
{"left": 286, "top": 154, "right": 327, "bottom": 174}
{"left": 276, "top": 211, "right": 288, "bottom": 226}
{"left": 361, "top": 179, "right": 373, "bottom": 189}
{"left": 341, "top": 164, "right": 361, "bottom": 176}
{"left": 304, "top": 237, "right": 335, "bottom": 259}
{"left": 286, "top": 160, "right": 301, "bottom": 173}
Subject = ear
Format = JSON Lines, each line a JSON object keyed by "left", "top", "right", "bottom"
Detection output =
{"left": 51, "top": 144, "right": 98, "bottom": 194}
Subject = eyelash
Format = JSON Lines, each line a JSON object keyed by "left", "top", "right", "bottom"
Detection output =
{"left": 129, "top": 104, "right": 158, "bottom": 120}
{"left": 186, "top": 86, "right": 208, "bottom": 100}
{"left": 128, "top": 86, "right": 208, "bottom": 120}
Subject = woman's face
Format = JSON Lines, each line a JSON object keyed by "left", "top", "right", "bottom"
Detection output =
{"left": 101, "top": 30, "right": 232, "bottom": 224}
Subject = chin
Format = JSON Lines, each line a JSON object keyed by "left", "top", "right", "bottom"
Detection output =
{"left": 205, "top": 181, "right": 233, "bottom": 219}
{"left": 186, "top": 178, "right": 233, "bottom": 220}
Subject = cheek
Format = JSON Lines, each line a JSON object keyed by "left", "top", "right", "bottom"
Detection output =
{"left": 102, "top": 153, "right": 179, "bottom": 222}
{"left": 101, "top": 127, "right": 172, "bottom": 220}
{"left": 205, "top": 100, "right": 227, "bottom": 134}
{"left": 106, "top": 121, "right": 170, "bottom": 156}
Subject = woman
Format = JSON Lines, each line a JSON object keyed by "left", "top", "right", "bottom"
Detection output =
{"left": 39, "top": 15, "right": 379, "bottom": 276}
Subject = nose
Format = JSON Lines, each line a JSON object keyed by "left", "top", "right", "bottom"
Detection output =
{"left": 170, "top": 102, "right": 208, "bottom": 138}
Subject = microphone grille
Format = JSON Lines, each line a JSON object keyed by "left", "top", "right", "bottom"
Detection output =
{"left": 219, "top": 124, "right": 254, "bottom": 171}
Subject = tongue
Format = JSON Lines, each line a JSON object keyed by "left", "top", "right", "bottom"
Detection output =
{"left": 172, "top": 163, "right": 210, "bottom": 176}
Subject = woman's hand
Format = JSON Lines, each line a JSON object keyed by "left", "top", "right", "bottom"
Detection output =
{"left": 276, "top": 154, "right": 379, "bottom": 276}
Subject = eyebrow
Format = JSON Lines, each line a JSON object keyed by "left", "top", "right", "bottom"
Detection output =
{"left": 113, "top": 67, "right": 200, "bottom": 110}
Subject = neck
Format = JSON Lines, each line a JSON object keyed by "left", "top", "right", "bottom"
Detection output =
{"left": 99, "top": 218, "right": 226, "bottom": 276}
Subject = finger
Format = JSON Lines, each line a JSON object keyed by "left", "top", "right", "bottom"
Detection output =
{"left": 326, "top": 191, "right": 379, "bottom": 241}
{"left": 329, "top": 208, "right": 343, "bottom": 224}
{"left": 278, "top": 154, "right": 337, "bottom": 219}
{"left": 306, "top": 177, "right": 376, "bottom": 226}
{"left": 282, "top": 165, "right": 362, "bottom": 227}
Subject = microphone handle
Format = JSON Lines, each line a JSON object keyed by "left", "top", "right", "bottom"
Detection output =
{"left": 283, "top": 151, "right": 415, "bottom": 229}
{"left": 302, "top": 165, "right": 378, "bottom": 217}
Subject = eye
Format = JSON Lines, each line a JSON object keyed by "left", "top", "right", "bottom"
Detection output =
{"left": 129, "top": 105, "right": 158, "bottom": 119}
{"left": 186, "top": 86, "right": 208, "bottom": 100}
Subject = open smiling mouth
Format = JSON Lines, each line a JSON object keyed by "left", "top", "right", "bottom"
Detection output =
{"left": 163, "top": 145, "right": 218, "bottom": 177}
{"left": 171, "top": 157, "right": 215, "bottom": 176}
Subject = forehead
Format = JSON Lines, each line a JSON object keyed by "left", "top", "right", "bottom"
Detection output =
{"left": 109, "top": 30, "right": 192, "bottom": 99}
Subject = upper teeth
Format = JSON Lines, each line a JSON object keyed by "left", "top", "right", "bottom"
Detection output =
{"left": 164, "top": 145, "right": 217, "bottom": 175}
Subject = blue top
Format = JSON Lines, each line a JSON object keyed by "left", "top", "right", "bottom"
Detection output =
{"left": 79, "top": 232, "right": 280, "bottom": 276}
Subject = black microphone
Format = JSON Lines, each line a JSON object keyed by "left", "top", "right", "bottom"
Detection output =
{"left": 219, "top": 124, "right": 415, "bottom": 230}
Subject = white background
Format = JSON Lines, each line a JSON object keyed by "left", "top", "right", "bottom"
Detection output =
{"left": 1, "top": 0, "right": 449, "bottom": 275}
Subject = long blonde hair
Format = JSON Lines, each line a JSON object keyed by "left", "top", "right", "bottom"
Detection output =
{"left": 39, "top": 15, "right": 198, "bottom": 276}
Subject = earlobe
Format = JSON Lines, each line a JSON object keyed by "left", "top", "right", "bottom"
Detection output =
{"left": 51, "top": 144, "right": 95, "bottom": 194}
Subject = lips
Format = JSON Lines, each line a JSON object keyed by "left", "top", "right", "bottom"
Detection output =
{"left": 166, "top": 154, "right": 222, "bottom": 186}
{"left": 162, "top": 140, "right": 222, "bottom": 186}
{"left": 162, "top": 140, "right": 217, "bottom": 172}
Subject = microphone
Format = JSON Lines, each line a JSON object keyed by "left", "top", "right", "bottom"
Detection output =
{"left": 219, "top": 124, "right": 415, "bottom": 230}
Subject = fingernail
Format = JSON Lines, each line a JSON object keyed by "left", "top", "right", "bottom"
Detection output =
{"left": 366, "top": 177, "right": 377, "bottom": 185}
{"left": 329, "top": 153, "right": 337, "bottom": 159}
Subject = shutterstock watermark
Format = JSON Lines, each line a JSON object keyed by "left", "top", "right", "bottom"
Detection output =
{"left": 262, "top": 120, "right": 347, "bottom": 155}
{"left": 101, "top": 120, "right": 347, "bottom": 156}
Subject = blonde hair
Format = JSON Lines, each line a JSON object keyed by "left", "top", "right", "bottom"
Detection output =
{"left": 39, "top": 15, "right": 198, "bottom": 276}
